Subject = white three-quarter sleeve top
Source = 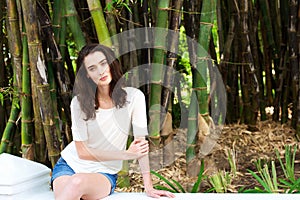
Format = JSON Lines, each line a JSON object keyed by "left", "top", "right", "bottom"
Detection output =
{"left": 61, "top": 87, "right": 148, "bottom": 174}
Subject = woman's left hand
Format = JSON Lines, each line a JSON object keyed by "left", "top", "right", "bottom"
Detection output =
{"left": 145, "top": 188, "right": 176, "bottom": 198}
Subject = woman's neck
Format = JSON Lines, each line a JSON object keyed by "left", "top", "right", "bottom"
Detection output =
{"left": 97, "top": 86, "right": 113, "bottom": 109}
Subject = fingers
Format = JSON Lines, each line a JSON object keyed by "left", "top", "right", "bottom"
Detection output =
{"left": 127, "top": 139, "right": 149, "bottom": 159}
{"left": 147, "top": 189, "right": 175, "bottom": 198}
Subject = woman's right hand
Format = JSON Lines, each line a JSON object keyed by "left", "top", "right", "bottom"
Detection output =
{"left": 126, "top": 138, "right": 149, "bottom": 160}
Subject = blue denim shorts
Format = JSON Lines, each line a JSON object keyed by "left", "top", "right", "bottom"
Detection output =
{"left": 51, "top": 157, "right": 117, "bottom": 194}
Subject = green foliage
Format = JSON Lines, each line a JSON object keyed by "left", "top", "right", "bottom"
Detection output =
{"left": 241, "top": 144, "right": 300, "bottom": 193}
{"left": 0, "top": 86, "right": 15, "bottom": 106}
{"left": 105, "top": 0, "right": 132, "bottom": 13}
{"left": 151, "top": 159, "right": 206, "bottom": 193}
{"left": 209, "top": 170, "right": 232, "bottom": 193}
{"left": 276, "top": 144, "right": 297, "bottom": 182}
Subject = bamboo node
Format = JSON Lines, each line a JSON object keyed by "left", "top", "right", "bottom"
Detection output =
{"left": 1, "top": 139, "right": 10, "bottom": 143}
{"left": 64, "top": 13, "right": 77, "bottom": 17}
{"left": 192, "top": 87, "right": 207, "bottom": 91}
{"left": 28, "top": 42, "right": 41, "bottom": 47}
{"left": 89, "top": 7, "right": 103, "bottom": 12}
{"left": 21, "top": 119, "right": 34, "bottom": 123}
{"left": 21, "top": 144, "right": 33, "bottom": 148}
{"left": 8, "top": 119, "right": 16, "bottom": 124}
{"left": 151, "top": 80, "right": 163, "bottom": 84}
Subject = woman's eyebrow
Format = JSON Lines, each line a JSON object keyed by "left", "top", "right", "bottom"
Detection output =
{"left": 87, "top": 59, "right": 107, "bottom": 69}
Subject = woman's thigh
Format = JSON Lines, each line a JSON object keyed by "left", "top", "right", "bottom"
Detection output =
{"left": 51, "top": 158, "right": 114, "bottom": 199}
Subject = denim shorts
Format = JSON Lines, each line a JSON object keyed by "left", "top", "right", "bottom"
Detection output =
{"left": 50, "top": 157, "right": 117, "bottom": 195}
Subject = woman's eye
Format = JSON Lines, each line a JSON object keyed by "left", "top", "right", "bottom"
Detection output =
{"left": 101, "top": 61, "right": 107, "bottom": 66}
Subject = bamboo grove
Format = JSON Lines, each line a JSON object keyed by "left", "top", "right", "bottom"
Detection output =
{"left": 0, "top": 0, "right": 300, "bottom": 180}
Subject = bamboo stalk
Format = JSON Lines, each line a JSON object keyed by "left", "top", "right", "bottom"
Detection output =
{"left": 149, "top": 0, "right": 170, "bottom": 169}
{"left": 186, "top": 91, "right": 198, "bottom": 176}
{"left": 52, "top": 0, "right": 63, "bottom": 43}
{"left": 239, "top": 0, "right": 259, "bottom": 129}
{"left": 63, "top": 0, "right": 86, "bottom": 50}
{"left": 161, "top": 0, "right": 183, "bottom": 167}
{"left": 288, "top": 0, "right": 299, "bottom": 128}
{"left": 105, "top": 0, "right": 120, "bottom": 55}
{"left": 20, "top": 31, "right": 34, "bottom": 160}
{"left": 196, "top": 0, "right": 216, "bottom": 118}
{"left": 0, "top": 75, "right": 20, "bottom": 154}
{"left": 258, "top": 0, "right": 275, "bottom": 106}
{"left": 0, "top": 0, "right": 6, "bottom": 135}
{"left": 296, "top": 1, "right": 300, "bottom": 139}
{"left": 184, "top": 0, "right": 201, "bottom": 177}
{"left": 6, "top": 0, "right": 22, "bottom": 90}
{"left": 37, "top": 84, "right": 61, "bottom": 167}
{"left": 21, "top": 0, "right": 60, "bottom": 165}
{"left": 86, "top": 0, "right": 112, "bottom": 47}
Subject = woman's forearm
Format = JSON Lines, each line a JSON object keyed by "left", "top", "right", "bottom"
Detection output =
{"left": 75, "top": 141, "right": 130, "bottom": 161}
{"left": 75, "top": 139, "right": 148, "bottom": 162}
{"left": 138, "top": 154, "right": 154, "bottom": 191}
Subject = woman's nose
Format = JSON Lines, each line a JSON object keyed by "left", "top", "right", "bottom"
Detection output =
{"left": 99, "top": 65, "right": 109, "bottom": 75}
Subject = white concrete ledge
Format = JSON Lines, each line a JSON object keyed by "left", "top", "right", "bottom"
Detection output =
{"left": 103, "top": 192, "right": 300, "bottom": 200}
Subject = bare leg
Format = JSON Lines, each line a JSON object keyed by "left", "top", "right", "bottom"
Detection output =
{"left": 53, "top": 173, "right": 111, "bottom": 200}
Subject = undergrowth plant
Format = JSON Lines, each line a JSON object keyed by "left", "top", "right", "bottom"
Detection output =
{"left": 209, "top": 170, "right": 232, "bottom": 193}
{"left": 150, "top": 159, "right": 205, "bottom": 193}
{"left": 242, "top": 144, "right": 300, "bottom": 193}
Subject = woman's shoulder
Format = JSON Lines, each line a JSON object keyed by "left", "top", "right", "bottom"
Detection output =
{"left": 124, "top": 87, "right": 145, "bottom": 98}
{"left": 70, "top": 95, "right": 83, "bottom": 111}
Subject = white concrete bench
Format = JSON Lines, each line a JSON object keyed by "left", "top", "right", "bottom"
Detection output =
{"left": 104, "top": 193, "right": 300, "bottom": 200}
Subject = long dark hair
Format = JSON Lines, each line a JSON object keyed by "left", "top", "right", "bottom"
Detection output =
{"left": 73, "top": 43, "right": 127, "bottom": 120}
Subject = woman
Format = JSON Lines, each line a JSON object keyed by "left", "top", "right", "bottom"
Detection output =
{"left": 51, "top": 44, "right": 175, "bottom": 200}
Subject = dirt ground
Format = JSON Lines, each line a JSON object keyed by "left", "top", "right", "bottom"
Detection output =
{"left": 116, "top": 120, "right": 300, "bottom": 193}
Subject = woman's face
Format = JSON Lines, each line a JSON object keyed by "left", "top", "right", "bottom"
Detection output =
{"left": 84, "top": 51, "right": 112, "bottom": 87}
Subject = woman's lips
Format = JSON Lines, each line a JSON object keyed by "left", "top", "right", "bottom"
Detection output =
{"left": 100, "top": 76, "right": 107, "bottom": 81}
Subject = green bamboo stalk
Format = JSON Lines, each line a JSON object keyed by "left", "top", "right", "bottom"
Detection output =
{"left": 53, "top": 2, "right": 73, "bottom": 144}
{"left": 52, "top": 0, "right": 64, "bottom": 43}
{"left": 20, "top": 31, "right": 34, "bottom": 160}
{"left": 184, "top": 0, "right": 201, "bottom": 176}
{"left": 186, "top": 0, "right": 216, "bottom": 176}
{"left": 6, "top": 0, "right": 22, "bottom": 90}
{"left": 0, "top": 75, "right": 20, "bottom": 154}
{"left": 186, "top": 91, "right": 198, "bottom": 176}
{"left": 196, "top": 0, "right": 216, "bottom": 118}
{"left": 63, "top": 0, "right": 86, "bottom": 50}
{"left": 149, "top": 0, "right": 170, "bottom": 169}
{"left": 86, "top": 0, "right": 112, "bottom": 47}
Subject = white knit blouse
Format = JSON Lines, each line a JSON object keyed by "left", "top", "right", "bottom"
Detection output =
{"left": 61, "top": 87, "right": 148, "bottom": 174}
